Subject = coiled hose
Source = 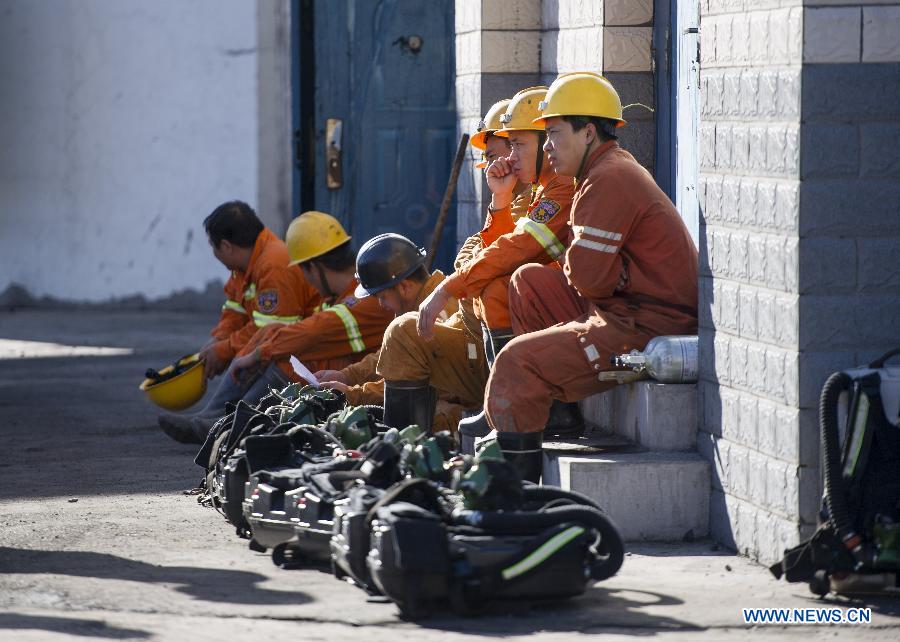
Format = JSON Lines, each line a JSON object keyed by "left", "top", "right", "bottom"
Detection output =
{"left": 819, "top": 371, "right": 868, "bottom": 565}
{"left": 454, "top": 504, "right": 625, "bottom": 580}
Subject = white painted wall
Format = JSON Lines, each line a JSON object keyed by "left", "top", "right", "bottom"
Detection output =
{"left": 0, "top": 0, "right": 260, "bottom": 302}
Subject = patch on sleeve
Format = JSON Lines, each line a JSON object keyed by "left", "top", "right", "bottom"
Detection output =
{"left": 256, "top": 289, "right": 279, "bottom": 314}
{"left": 529, "top": 199, "right": 561, "bottom": 224}
{"left": 342, "top": 295, "right": 358, "bottom": 307}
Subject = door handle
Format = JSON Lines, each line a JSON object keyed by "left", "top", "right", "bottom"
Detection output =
{"left": 326, "top": 118, "right": 343, "bottom": 189}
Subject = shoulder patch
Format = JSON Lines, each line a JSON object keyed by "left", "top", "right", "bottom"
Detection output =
{"left": 529, "top": 199, "right": 561, "bottom": 224}
{"left": 256, "top": 289, "right": 279, "bottom": 314}
{"left": 342, "top": 295, "right": 358, "bottom": 308}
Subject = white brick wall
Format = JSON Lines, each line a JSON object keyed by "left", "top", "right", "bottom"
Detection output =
{"left": 863, "top": 5, "right": 900, "bottom": 62}
{"left": 804, "top": 7, "right": 862, "bottom": 63}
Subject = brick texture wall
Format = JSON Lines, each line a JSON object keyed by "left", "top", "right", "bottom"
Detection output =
{"left": 699, "top": 0, "right": 900, "bottom": 562}
{"left": 455, "top": 0, "right": 656, "bottom": 244}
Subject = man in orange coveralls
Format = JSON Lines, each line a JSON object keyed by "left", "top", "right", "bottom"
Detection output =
{"left": 224, "top": 211, "right": 394, "bottom": 407}
{"left": 417, "top": 86, "right": 584, "bottom": 445}
{"left": 485, "top": 73, "right": 699, "bottom": 482}
{"left": 315, "top": 233, "right": 485, "bottom": 436}
{"left": 157, "top": 200, "right": 320, "bottom": 443}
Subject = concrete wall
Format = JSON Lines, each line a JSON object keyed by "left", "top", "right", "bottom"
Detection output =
{"left": 455, "top": 0, "right": 657, "bottom": 244}
{"left": 0, "top": 0, "right": 291, "bottom": 304}
{"left": 698, "top": 0, "right": 900, "bottom": 563}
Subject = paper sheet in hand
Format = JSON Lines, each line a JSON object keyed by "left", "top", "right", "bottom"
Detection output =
{"left": 289, "top": 356, "right": 320, "bottom": 387}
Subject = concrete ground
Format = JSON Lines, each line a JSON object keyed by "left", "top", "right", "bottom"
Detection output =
{"left": 0, "top": 309, "right": 898, "bottom": 641}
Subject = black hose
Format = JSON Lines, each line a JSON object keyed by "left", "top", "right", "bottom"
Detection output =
{"left": 820, "top": 371, "right": 862, "bottom": 560}
{"left": 454, "top": 505, "right": 624, "bottom": 580}
{"left": 521, "top": 485, "right": 601, "bottom": 510}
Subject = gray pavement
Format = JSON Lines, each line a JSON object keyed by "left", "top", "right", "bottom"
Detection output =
{"left": 1, "top": 309, "right": 898, "bottom": 641}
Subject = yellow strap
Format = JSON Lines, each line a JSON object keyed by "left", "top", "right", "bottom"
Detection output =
{"left": 325, "top": 304, "right": 366, "bottom": 353}
{"left": 252, "top": 311, "right": 301, "bottom": 327}
{"left": 222, "top": 299, "right": 247, "bottom": 315}
{"left": 516, "top": 218, "right": 565, "bottom": 261}
{"left": 243, "top": 283, "right": 257, "bottom": 300}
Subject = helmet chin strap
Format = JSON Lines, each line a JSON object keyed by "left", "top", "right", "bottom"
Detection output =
{"left": 532, "top": 131, "right": 547, "bottom": 197}
{"left": 574, "top": 135, "right": 599, "bottom": 187}
{"left": 315, "top": 261, "right": 337, "bottom": 302}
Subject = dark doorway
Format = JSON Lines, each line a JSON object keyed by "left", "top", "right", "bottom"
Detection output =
{"left": 292, "top": 0, "right": 457, "bottom": 270}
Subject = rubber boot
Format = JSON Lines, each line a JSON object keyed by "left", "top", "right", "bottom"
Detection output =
{"left": 486, "top": 327, "right": 514, "bottom": 364}
{"left": 458, "top": 326, "right": 515, "bottom": 454}
{"left": 496, "top": 431, "right": 544, "bottom": 484}
{"left": 458, "top": 411, "right": 490, "bottom": 455}
{"left": 189, "top": 363, "right": 288, "bottom": 443}
{"left": 383, "top": 379, "right": 436, "bottom": 433}
{"left": 544, "top": 400, "right": 586, "bottom": 438}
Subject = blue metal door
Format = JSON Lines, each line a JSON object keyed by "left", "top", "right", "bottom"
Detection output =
{"left": 294, "top": 0, "right": 457, "bottom": 270}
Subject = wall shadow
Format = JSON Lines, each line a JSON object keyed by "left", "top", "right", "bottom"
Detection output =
{"left": 0, "top": 547, "right": 312, "bottom": 606}
{"left": 0, "top": 613, "right": 150, "bottom": 639}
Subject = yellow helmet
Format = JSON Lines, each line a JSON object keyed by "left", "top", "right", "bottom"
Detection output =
{"left": 472, "top": 98, "right": 512, "bottom": 169}
{"left": 471, "top": 99, "right": 511, "bottom": 150}
{"left": 494, "top": 86, "right": 548, "bottom": 136}
{"left": 139, "top": 353, "right": 207, "bottom": 411}
{"left": 533, "top": 72, "right": 625, "bottom": 127}
{"left": 286, "top": 211, "right": 351, "bottom": 265}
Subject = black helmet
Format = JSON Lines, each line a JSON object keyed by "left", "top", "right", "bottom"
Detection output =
{"left": 354, "top": 233, "right": 427, "bottom": 298}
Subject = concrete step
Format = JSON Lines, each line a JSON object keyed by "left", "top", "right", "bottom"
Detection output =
{"left": 579, "top": 381, "right": 698, "bottom": 452}
{"left": 543, "top": 445, "right": 710, "bottom": 542}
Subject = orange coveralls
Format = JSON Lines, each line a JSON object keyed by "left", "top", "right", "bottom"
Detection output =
{"left": 485, "top": 141, "right": 699, "bottom": 433}
{"left": 209, "top": 227, "right": 321, "bottom": 363}
{"left": 441, "top": 171, "right": 574, "bottom": 330}
{"left": 339, "top": 271, "right": 487, "bottom": 433}
{"left": 242, "top": 278, "right": 394, "bottom": 376}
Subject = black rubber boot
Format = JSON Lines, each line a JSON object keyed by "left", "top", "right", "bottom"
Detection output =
{"left": 486, "top": 327, "right": 514, "bottom": 366}
{"left": 496, "top": 431, "right": 544, "bottom": 484}
{"left": 383, "top": 379, "right": 436, "bottom": 433}
{"left": 458, "top": 411, "right": 491, "bottom": 455}
{"left": 545, "top": 400, "right": 586, "bottom": 438}
{"left": 158, "top": 412, "right": 206, "bottom": 444}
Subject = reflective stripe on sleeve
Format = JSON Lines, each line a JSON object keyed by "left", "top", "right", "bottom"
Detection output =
{"left": 516, "top": 218, "right": 565, "bottom": 261}
{"left": 573, "top": 238, "right": 618, "bottom": 254}
{"left": 324, "top": 304, "right": 366, "bottom": 353}
{"left": 252, "top": 311, "right": 301, "bottom": 327}
{"left": 572, "top": 225, "right": 622, "bottom": 241}
{"left": 222, "top": 299, "right": 248, "bottom": 315}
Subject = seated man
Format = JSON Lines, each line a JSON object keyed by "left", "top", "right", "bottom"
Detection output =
{"left": 157, "top": 200, "right": 319, "bottom": 442}
{"left": 227, "top": 211, "right": 394, "bottom": 403}
{"left": 485, "top": 73, "right": 699, "bottom": 481}
{"left": 417, "top": 86, "right": 582, "bottom": 438}
{"left": 316, "top": 233, "right": 486, "bottom": 437}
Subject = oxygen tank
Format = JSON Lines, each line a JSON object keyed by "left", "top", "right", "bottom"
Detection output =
{"left": 612, "top": 335, "right": 698, "bottom": 383}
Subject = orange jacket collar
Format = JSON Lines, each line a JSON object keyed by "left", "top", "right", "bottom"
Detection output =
{"left": 578, "top": 140, "right": 619, "bottom": 184}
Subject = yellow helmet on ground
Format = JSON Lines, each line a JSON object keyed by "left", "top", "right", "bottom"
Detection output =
{"left": 472, "top": 98, "right": 512, "bottom": 169}
{"left": 139, "top": 353, "right": 206, "bottom": 411}
{"left": 494, "top": 86, "right": 548, "bottom": 136}
{"left": 533, "top": 72, "right": 625, "bottom": 127}
{"left": 286, "top": 211, "right": 351, "bottom": 265}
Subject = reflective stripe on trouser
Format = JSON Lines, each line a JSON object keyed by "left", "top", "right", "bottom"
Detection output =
{"left": 376, "top": 311, "right": 487, "bottom": 410}
{"left": 324, "top": 304, "right": 366, "bottom": 352}
{"left": 485, "top": 264, "right": 652, "bottom": 434}
{"left": 252, "top": 310, "right": 301, "bottom": 327}
{"left": 516, "top": 217, "right": 565, "bottom": 261}
{"left": 222, "top": 299, "right": 247, "bottom": 314}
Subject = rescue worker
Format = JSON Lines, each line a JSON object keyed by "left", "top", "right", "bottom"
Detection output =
{"left": 227, "top": 212, "right": 394, "bottom": 401}
{"left": 485, "top": 73, "right": 699, "bottom": 481}
{"left": 316, "top": 233, "right": 484, "bottom": 435}
{"left": 454, "top": 98, "right": 531, "bottom": 357}
{"left": 417, "top": 86, "right": 583, "bottom": 442}
{"left": 157, "top": 200, "right": 319, "bottom": 443}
